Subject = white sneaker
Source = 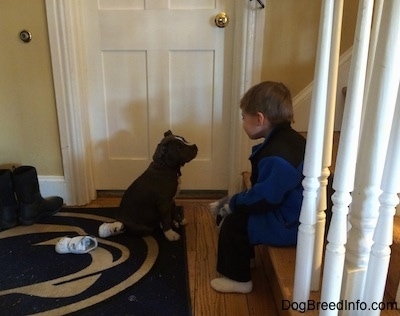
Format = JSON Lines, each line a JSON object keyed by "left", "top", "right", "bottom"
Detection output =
{"left": 98, "top": 221, "right": 125, "bottom": 238}
{"left": 55, "top": 236, "right": 98, "bottom": 254}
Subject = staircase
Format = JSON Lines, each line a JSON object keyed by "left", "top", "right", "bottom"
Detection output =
{"left": 262, "top": 240, "right": 400, "bottom": 315}
{"left": 242, "top": 167, "right": 400, "bottom": 315}
{"left": 260, "top": 0, "right": 400, "bottom": 312}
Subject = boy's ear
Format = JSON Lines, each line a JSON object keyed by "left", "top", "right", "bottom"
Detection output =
{"left": 256, "top": 112, "right": 265, "bottom": 125}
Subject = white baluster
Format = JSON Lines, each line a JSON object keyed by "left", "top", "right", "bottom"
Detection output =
{"left": 293, "top": 0, "right": 334, "bottom": 303}
{"left": 321, "top": 0, "right": 373, "bottom": 315}
{"left": 342, "top": 0, "right": 400, "bottom": 307}
{"left": 319, "top": 1, "right": 374, "bottom": 314}
{"left": 364, "top": 93, "right": 400, "bottom": 313}
{"left": 363, "top": 0, "right": 384, "bottom": 102}
{"left": 363, "top": 84, "right": 400, "bottom": 315}
{"left": 311, "top": 0, "right": 344, "bottom": 292}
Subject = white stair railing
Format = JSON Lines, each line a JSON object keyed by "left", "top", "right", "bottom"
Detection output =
{"left": 319, "top": 1, "right": 374, "bottom": 313}
{"left": 293, "top": 0, "right": 400, "bottom": 312}
{"left": 342, "top": 0, "right": 400, "bottom": 306}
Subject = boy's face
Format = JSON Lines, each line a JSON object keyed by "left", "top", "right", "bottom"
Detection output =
{"left": 241, "top": 111, "right": 272, "bottom": 139}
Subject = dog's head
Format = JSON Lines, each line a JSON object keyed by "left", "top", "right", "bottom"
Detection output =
{"left": 153, "top": 130, "right": 198, "bottom": 169}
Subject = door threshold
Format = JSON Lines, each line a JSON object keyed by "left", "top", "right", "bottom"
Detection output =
{"left": 96, "top": 190, "right": 227, "bottom": 200}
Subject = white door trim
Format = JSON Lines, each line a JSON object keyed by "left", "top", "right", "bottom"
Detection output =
{"left": 45, "top": 1, "right": 96, "bottom": 205}
{"left": 45, "top": 0, "right": 265, "bottom": 205}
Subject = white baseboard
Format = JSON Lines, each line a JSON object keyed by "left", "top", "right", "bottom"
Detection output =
{"left": 38, "top": 176, "right": 69, "bottom": 203}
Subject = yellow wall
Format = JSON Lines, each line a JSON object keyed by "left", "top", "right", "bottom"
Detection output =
{"left": 0, "top": 0, "right": 62, "bottom": 175}
{"left": 261, "top": 0, "right": 358, "bottom": 96}
{"left": 0, "top": 1, "right": 358, "bottom": 177}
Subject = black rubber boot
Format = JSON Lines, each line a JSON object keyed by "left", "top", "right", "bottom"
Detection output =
{"left": 0, "top": 169, "right": 18, "bottom": 231}
{"left": 12, "top": 166, "right": 63, "bottom": 225}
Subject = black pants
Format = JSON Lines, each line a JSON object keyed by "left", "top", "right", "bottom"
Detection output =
{"left": 217, "top": 211, "right": 254, "bottom": 282}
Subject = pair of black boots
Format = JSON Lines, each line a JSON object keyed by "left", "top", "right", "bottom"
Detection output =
{"left": 0, "top": 166, "right": 63, "bottom": 231}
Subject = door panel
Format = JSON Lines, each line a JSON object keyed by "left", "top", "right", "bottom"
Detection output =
{"left": 103, "top": 51, "right": 149, "bottom": 159}
{"left": 82, "top": 0, "right": 232, "bottom": 190}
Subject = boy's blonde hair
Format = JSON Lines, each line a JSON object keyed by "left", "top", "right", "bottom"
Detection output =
{"left": 240, "top": 81, "right": 294, "bottom": 125}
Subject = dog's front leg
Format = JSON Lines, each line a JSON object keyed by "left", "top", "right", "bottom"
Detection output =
{"left": 172, "top": 204, "right": 187, "bottom": 228}
{"left": 159, "top": 202, "right": 181, "bottom": 241}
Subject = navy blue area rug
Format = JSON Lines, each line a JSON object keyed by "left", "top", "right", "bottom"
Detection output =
{"left": 0, "top": 207, "right": 191, "bottom": 316}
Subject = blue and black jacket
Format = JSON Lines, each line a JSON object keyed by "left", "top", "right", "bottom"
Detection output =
{"left": 229, "top": 122, "right": 306, "bottom": 246}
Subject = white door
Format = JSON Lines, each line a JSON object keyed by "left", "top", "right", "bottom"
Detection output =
{"left": 81, "top": 0, "right": 233, "bottom": 190}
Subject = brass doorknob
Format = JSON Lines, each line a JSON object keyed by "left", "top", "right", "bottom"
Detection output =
{"left": 215, "top": 12, "right": 229, "bottom": 28}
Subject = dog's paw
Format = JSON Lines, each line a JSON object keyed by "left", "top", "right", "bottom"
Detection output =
{"left": 164, "top": 229, "right": 181, "bottom": 241}
{"left": 179, "top": 218, "right": 188, "bottom": 226}
{"left": 173, "top": 218, "right": 187, "bottom": 228}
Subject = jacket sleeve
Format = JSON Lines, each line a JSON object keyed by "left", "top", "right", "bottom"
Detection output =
{"left": 229, "top": 156, "right": 303, "bottom": 214}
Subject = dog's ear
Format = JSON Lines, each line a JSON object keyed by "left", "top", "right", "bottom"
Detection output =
{"left": 153, "top": 143, "right": 166, "bottom": 162}
{"left": 164, "top": 130, "right": 173, "bottom": 137}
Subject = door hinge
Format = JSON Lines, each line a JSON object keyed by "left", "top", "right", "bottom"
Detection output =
{"left": 250, "top": 0, "right": 265, "bottom": 9}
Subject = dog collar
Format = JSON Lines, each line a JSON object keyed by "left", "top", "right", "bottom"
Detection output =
{"left": 151, "top": 161, "right": 182, "bottom": 177}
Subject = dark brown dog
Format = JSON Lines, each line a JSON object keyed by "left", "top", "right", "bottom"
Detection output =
{"left": 115, "top": 130, "right": 198, "bottom": 241}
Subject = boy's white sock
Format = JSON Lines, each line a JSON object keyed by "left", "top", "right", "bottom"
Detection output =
{"left": 210, "top": 277, "right": 253, "bottom": 294}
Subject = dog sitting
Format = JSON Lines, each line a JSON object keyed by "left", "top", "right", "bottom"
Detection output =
{"left": 99, "top": 130, "right": 198, "bottom": 241}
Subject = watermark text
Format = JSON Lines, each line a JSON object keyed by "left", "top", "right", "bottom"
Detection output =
{"left": 282, "top": 299, "right": 398, "bottom": 313}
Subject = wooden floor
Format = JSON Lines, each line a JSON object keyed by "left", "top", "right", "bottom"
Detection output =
{"left": 85, "top": 196, "right": 278, "bottom": 315}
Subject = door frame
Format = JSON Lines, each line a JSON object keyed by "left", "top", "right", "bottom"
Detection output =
{"left": 45, "top": 0, "right": 265, "bottom": 205}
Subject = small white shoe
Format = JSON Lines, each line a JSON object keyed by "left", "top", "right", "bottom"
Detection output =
{"left": 98, "top": 221, "right": 125, "bottom": 238}
{"left": 55, "top": 236, "right": 98, "bottom": 254}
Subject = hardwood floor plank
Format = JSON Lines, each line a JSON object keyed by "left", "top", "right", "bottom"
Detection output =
{"left": 248, "top": 246, "right": 279, "bottom": 315}
{"left": 193, "top": 203, "right": 225, "bottom": 316}
{"left": 180, "top": 199, "right": 278, "bottom": 316}
{"left": 224, "top": 293, "right": 251, "bottom": 316}
{"left": 181, "top": 201, "right": 198, "bottom": 312}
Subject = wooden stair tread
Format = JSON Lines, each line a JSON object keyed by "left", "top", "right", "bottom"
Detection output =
{"left": 263, "top": 245, "right": 319, "bottom": 315}
{"left": 386, "top": 216, "right": 400, "bottom": 303}
{"left": 265, "top": 244, "right": 400, "bottom": 315}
